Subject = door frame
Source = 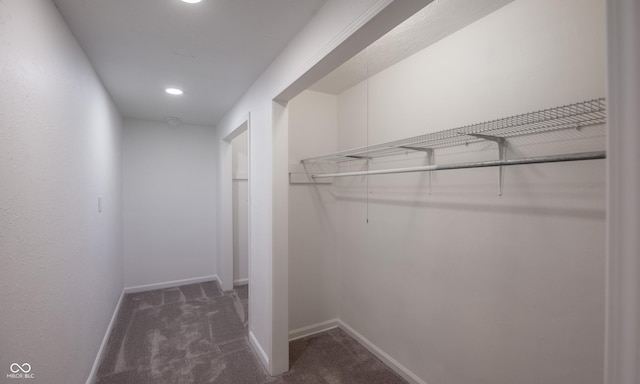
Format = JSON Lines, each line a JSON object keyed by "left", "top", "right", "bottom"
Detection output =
{"left": 220, "top": 114, "right": 251, "bottom": 293}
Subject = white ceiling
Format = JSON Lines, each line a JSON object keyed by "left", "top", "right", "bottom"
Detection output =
{"left": 53, "top": 0, "right": 327, "bottom": 126}
{"left": 309, "top": 0, "right": 514, "bottom": 95}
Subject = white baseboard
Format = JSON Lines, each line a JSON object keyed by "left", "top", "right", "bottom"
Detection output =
{"left": 337, "top": 320, "right": 428, "bottom": 384}
{"left": 123, "top": 274, "right": 219, "bottom": 294}
{"left": 217, "top": 274, "right": 232, "bottom": 292}
{"left": 233, "top": 278, "right": 249, "bottom": 286}
{"left": 287, "top": 318, "right": 426, "bottom": 383}
{"left": 85, "top": 289, "right": 125, "bottom": 384}
{"left": 289, "top": 319, "right": 339, "bottom": 341}
{"left": 249, "top": 330, "right": 269, "bottom": 368}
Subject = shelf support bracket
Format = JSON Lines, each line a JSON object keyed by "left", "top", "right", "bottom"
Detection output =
{"left": 343, "top": 155, "right": 371, "bottom": 160}
{"left": 426, "top": 148, "right": 434, "bottom": 195}
{"left": 399, "top": 146, "right": 434, "bottom": 194}
{"left": 463, "top": 133, "right": 507, "bottom": 196}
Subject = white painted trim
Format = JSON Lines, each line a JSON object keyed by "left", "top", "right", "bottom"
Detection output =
{"left": 270, "top": 100, "right": 290, "bottom": 375}
{"left": 249, "top": 330, "right": 269, "bottom": 367}
{"left": 233, "top": 278, "right": 249, "bottom": 286}
{"left": 233, "top": 171, "right": 248, "bottom": 180}
{"left": 85, "top": 290, "right": 125, "bottom": 384}
{"left": 289, "top": 319, "right": 339, "bottom": 341}
{"left": 605, "top": 0, "right": 640, "bottom": 382}
{"left": 246, "top": 113, "right": 253, "bottom": 332}
{"left": 273, "top": 0, "right": 394, "bottom": 101}
{"left": 337, "top": 320, "right": 428, "bottom": 384}
{"left": 286, "top": 319, "right": 427, "bottom": 383}
{"left": 123, "top": 275, "right": 219, "bottom": 294}
{"left": 217, "top": 274, "right": 229, "bottom": 292}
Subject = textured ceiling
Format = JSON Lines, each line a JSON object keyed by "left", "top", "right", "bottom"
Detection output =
{"left": 53, "top": 0, "right": 327, "bottom": 126}
{"left": 309, "top": 0, "right": 514, "bottom": 95}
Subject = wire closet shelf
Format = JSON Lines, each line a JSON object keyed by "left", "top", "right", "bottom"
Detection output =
{"left": 301, "top": 98, "right": 606, "bottom": 167}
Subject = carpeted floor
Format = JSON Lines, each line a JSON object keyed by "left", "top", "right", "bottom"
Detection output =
{"left": 94, "top": 281, "right": 407, "bottom": 383}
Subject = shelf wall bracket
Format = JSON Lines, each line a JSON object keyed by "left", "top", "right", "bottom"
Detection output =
{"left": 426, "top": 148, "right": 434, "bottom": 195}
{"left": 344, "top": 155, "right": 372, "bottom": 160}
{"left": 463, "top": 133, "right": 507, "bottom": 196}
{"left": 399, "top": 146, "right": 434, "bottom": 194}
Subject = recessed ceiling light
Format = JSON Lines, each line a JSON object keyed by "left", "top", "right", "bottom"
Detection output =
{"left": 181, "top": 0, "right": 202, "bottom": 3}
{"left": 165, "top": 88, "right": 184, "bottom": 95}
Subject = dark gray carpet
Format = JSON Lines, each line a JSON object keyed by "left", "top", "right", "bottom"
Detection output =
{"left": 281, "top": 328, "right": 407, "bottom": 384}
{"left": 94, "top": 281, "right": 406, "bottom": 383}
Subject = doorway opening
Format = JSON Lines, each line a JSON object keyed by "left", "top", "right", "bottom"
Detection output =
{"left": 230, "top": 127, "right": 249, "bottom": 327}
{"left": 231, "top": 129, "right": 249, "bottom": 288}
{"left": 220, "top": 118, "right": 251, "bottom": 328}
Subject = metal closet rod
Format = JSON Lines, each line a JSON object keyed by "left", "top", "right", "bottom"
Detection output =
{"left": 310, "top": 151, "right": 606, "bottom": 179}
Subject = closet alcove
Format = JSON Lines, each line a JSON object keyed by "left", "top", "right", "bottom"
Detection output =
{"left": 286, "top": 0, "right": 606, "bottom": 383}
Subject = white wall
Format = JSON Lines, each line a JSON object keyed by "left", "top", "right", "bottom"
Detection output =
{"left": 232, "top": 130, "right": 249, "bottom": 284}
{"left": 288, "top": 91, "right": 339, "bottom": 332}
{"left": 214, "top": 0, "right": 430, "bottom": 373}
{"left": 334, "top": 0, "right": 606, "bottom": 383}
{"left": 0, "top": 1, "right": 123, "bottom": 382}
{"left": 123, "top": 118, "right": 217, "bottom": 288}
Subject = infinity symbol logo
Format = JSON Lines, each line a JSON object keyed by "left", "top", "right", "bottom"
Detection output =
{"left": 10, "top": 363, "right": 31, "bottom": 373}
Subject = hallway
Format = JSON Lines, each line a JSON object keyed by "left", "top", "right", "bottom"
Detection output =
{"left": 1, "top": 1, "right": 638, "bottom": 383}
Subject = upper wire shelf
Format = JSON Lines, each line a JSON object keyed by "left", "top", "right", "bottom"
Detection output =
{"left": 301, "top": 98, "right": 606, "bottom": 163}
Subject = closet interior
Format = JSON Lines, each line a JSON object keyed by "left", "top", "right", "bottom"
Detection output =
{"left": 287, "top": 0, "right": 606, "bottom": 383}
